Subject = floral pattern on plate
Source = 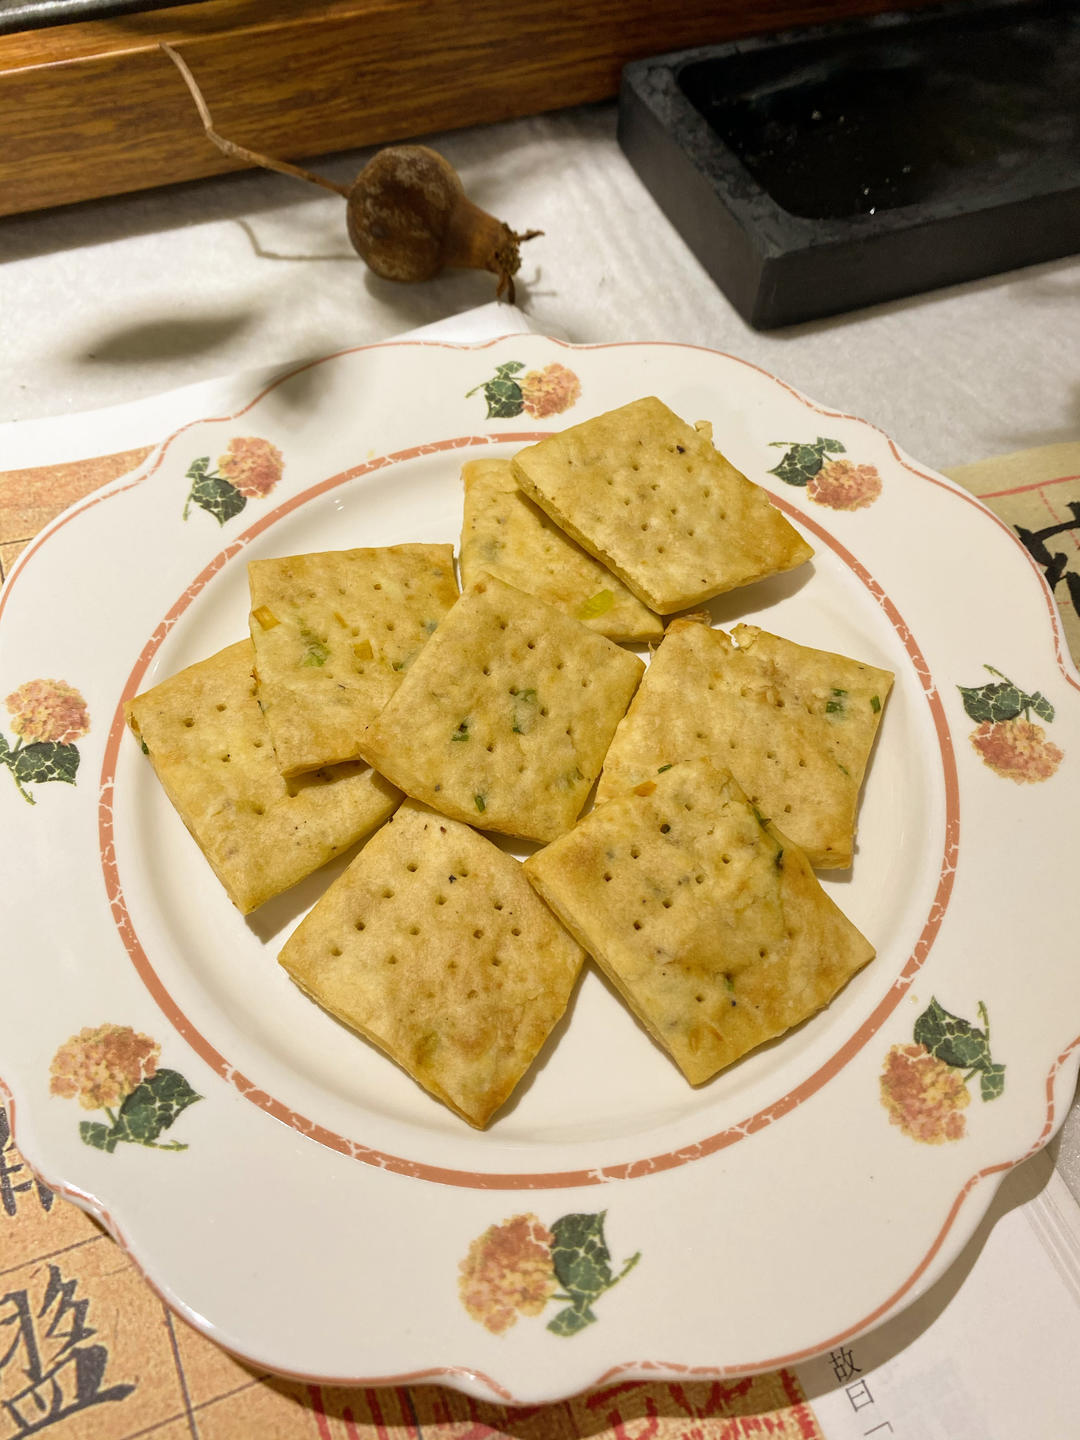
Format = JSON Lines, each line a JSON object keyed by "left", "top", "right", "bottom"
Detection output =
{"left": 959, "top": 664, "right": 1064, "bottom": 782}
{"left": 50, "top": 1024, "right": 202, "bottom": 1153}
{"left": 880, "top": 999, "right": 1006, "bottom": 1144}
{"left": 182, "top": 436, "right": 284, "bottom": 526}
{"left": 3, "top": 335, "right": 1079, "bottom": 1401}
{"left": 1, "top": 678, "right": 89, "bottom": 804}
{"left": 466, "top": 361, "right": 581, "bottom": 420}
{"left": 768, "top": 437, "right": 882, "bottom": 510}
{"left": 459, "top": 1210, "right": 639, "bottom": 1336}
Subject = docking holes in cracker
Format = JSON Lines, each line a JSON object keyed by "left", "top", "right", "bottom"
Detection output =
{"left": 525, "top": 757, "right": 874, "bottom": 1084}
{"left": 356, "top": 574, "right": 644, "bottom": 843}
{"left": 460, "top": 457, "right": 663, "bottom": 642}
{"left": 510, "top": 396, "right": 813, "bottom": 614}
{"left": 278, "top": 800, "right": 585, "bottom": 1126}
{"left": 248, "top": 543, "right": 459, "bottom": 776}
{"left": 598, "top": 619, "right": 893, "bottom": 868}
{"left": 125, "top": 641, "right": 400, "bottom": 913}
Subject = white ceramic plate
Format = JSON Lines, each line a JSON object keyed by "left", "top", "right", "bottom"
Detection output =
{"left": 2, "top": 336, "right": 1079, "bottom": 1404}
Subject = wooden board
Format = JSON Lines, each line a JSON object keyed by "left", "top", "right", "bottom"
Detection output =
{"left": 0, "top": 0, "right": 937, "bottom": 217}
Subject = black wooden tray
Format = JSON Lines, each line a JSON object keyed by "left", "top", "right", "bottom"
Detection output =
{"left": 618, "top": 0, "right": 1080, "bottom": 328}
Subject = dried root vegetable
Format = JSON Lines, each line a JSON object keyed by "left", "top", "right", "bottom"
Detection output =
{"left": 160, "top": 43, "right": 541, "bottom": 302}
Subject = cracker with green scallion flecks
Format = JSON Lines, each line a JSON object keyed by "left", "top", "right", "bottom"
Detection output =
{"left": 459, "top": 457, "right": 663, "bottom": 642}
{"left": 278, "top": 799, "right": 585, "bottom": 1127}
{"left": 596, "top": 618, "right": 893, "bottom": 869}
{"left": 510, "top": 396, "right": 813, "bottom": 615}
{"left": 524, "top": 757, "right": 875, "bottom": 1084}
{"left": 248, "top": 544, "right": 459, "bottom": 777}
{"left": 356, "top": 574, "right": 644, "bottom": 843}
{"left": 125, "top": 641, "right": 400, "bottom": 913}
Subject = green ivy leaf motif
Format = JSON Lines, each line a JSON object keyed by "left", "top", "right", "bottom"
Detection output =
{"left": 0, "top": 734, "right": 23, "bottom": 802}
{"left": 546, "top": 1211, "right": 640, "bottom": 1337}
{"left": 76, "top": 1069, "right": 202, "bottom": 1152}
{"left": 1, "top": 734, "right": 82, "bottom": 803}
{"left": 547, "top": 1302, "right": 598, "bottom": 1337}
{"left": 914, "top": 998, "right": 991, "bottom": 1070}
{"left": 767, "top": 437, "right": 846, "bottom": 487}
{"left": 1029, "top": 691, "right": 1055, "bottom": 723}
{"left": 79, "top": 1121, "right": 118, "bottom": 1153}
{"left": 482, "top": 379, "right": 524, "bottom": 419}
{"left": 466, "top": 362, "right": 526, "bottom": 419}
{"left": 182, "top": 458, "right": 247, "bottom": 526}
{"left": 958, "top": 681, "right": 1023, "bottom": 723}
{"left": 552, "top": 1211, "right": 614, "bottom": 1292}
{"left": 958, "top": 665, "right": 1055, "bottom": 725}
{"left": 11, "top": 741, "right": 80, "bottom": 787}
{"left": 913, "top": 998, "right": 1005, "bottom": 1101}
{"left": 113, "top": 1069, "right": 202, "bottom": 1147}
{"left": 980, "top": 1064, "right": 1007, "bottom": 1102}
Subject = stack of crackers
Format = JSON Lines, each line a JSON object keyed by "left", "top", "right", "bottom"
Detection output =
{"left": 127, "top": 397, "right": 892, "bottom": 1127}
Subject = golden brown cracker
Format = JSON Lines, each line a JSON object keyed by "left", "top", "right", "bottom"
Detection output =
{"left": 510, "top": 397, "right": 813, "bottom": 614}
{"left": 278, "top": 799, "right": 585, "bottom": 1126}
{"left": 357, "top": 575, "right": 644, "bottom": 843}
{"left": 125, "top": 641, "right": 400, "bottom": 913}
{"left": 459, "top": 457, "right": 663, "bottom": 642}
{"left": 248, "top": 544, "right": 458, "bottom": 775}
{"left": 597, "top": 619, "right": 893, "bottom": 868}
{"left": 525, "top": 758, "right": 874, "bottom": 1084}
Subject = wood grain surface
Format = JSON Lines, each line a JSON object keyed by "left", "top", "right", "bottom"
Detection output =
{"left": 0, "top": 0, "right": 936, "bottom": 217}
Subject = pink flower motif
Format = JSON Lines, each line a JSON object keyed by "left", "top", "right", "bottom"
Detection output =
{"left": 807, "top": 458, "right": 882, "bottom": 510}
{"left": 50, "top": 1025, "right": 160, "bottom": 1111}
{"left": 5, "top": 679, "right": 89, "bottom": 745}
{"left": 880, "top": 1043, "right": 969, "bottom": 1143}
{"left": 519, "top": 363, "right": 581, "bottom": 419}
{"left": 459, "top": 1213, "right": 557, "bottom": 1334}
{"left": 218, "top": 436, "right": 284, "bottom": 498}
{"left": 970, "top": 718, "right": 1064, "bottom": 783}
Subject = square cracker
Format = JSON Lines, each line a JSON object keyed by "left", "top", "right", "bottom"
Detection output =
{"left": 248, "top": 544, "right": 458, "bottom": 776}
{"left": 125, "top": 641, "right": 400, "bottom": 913}
{"left": 357, "top": 574, "right": 644, "bottom": 843}
{"left": 597, "top": 619, "right": 893, "bottom": 869}
{"left": 525, "top": 758, "right": 874, "bottom": 1084}
{"left": 459, "top": 458, "right": 663, "bottom": 642}
{"left": 278, "top": 799, "right": 585, "bottom": 1127}
{"left": 510, "top": 397, "right": 813, "bottom": 614}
